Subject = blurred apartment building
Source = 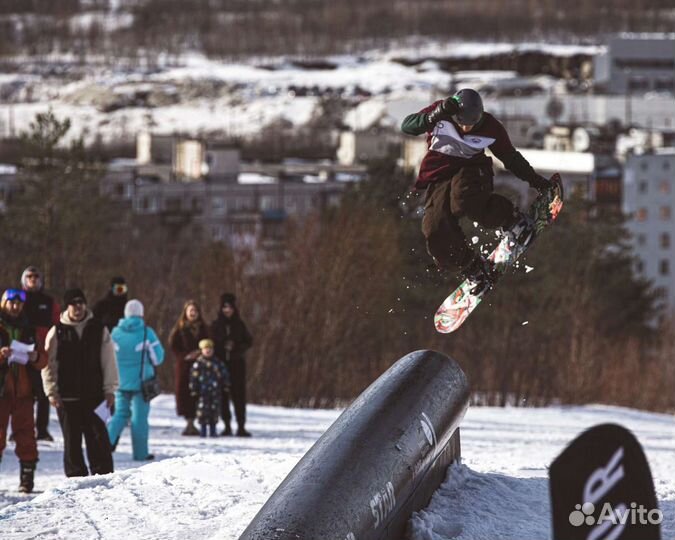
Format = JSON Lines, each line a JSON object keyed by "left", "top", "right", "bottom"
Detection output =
{"left": 594, "top": 33, "right": 675, "bottom": 95}
{"left": 101, "top": 133, "right": 367, "bottom": 273}
{"left": 623, "top": 150, "right": 675, "bottom": 311}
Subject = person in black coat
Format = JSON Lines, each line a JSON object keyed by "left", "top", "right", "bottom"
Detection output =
{"left": 93, "top": 276, "right": 128, "bottom": 332}
{"left": 20, "top": 266, "right": 60, "bottom": 441}
{"left": 210, "top": 293, "right": 252, "bottom": 437}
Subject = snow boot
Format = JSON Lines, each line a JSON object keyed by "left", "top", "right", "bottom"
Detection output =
{"left": 19, "top": 461, "right": 36, "bottom": 494}
{"left": 221, "top": 424, "right": 233, "bottom": 437}
{"left": 236, "top": 428, "right": 252, "bottom": 438}
{"left": 500, "top": 209, "right": 535, "bottom": 249}
{"left": 460, "top": 254, "right": 498, "bottom": 296}
{"left": 182, "top": 421, "right": 199, "bottom": 436}
{"left": 36, "top": 431, "right": 54, "bottom": 442}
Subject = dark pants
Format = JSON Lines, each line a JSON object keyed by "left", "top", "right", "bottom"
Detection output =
{"left": 422, "top": 157, "right": 514, "bottom": 271}
{"left": 222, "top": 358, "right": 246, "bottom": 430}
{"left": 35, "top": 396, "right": 51, "bottom": 436}
{"left": 57, "top": 400, "right": 113, "bottom": 477}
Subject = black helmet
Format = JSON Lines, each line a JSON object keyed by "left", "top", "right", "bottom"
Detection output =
{"left": 453, "top": 88, "right": 483, "bottom": 126}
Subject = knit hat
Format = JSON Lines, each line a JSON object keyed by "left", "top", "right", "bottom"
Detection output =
{"left": 63, "top": 288, "right": 87, "bottom": 306}
{"left": 110, "top": 276, "right": 126, "bottom": 286}
{"left": 124, "top": 299, "right": 144, "bottom": 318}
{"left": 220, "top": 293, "right": 236, "bottom": 308}
{"left": 199, "top": 339, "right": 214, "bottom": 350}
{"left": 21, "top": 266, "right": 43, "bottom": 291}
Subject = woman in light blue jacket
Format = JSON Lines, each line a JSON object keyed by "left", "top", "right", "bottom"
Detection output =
{"left": 108, "top": 299, "right": 165, "bottom": 461}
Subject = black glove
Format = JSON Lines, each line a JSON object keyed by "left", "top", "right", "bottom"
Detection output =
{"left": 529, "top": 174, "right": 550, "bottom": 192}
{"left": 426, "top": 97, "right": 460, "bottom": 126}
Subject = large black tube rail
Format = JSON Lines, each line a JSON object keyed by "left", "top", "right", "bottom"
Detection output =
{"left": 239, "top": 349, "right": 470, "bottom": 540}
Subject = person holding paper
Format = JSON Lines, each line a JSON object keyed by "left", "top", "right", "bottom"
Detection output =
{"left": 21, "top": 265, "right": 60, "bottom": 442}
{"left": 42, "top": 288, "right": 119, "bottom": 478}
{"left": 0, "top": 288, "right": 47, "bottom": 493}
{"left": 108, "top": 299, "right": 165, "bottom": 461}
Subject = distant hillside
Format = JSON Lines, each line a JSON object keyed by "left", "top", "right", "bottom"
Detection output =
{"left": 0, "top": 0, "right": 673, "bottom": 58}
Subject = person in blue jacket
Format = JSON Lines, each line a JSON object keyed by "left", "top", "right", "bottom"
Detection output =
{"left": 107, "top": 299, "right": 164, "bottom": 460}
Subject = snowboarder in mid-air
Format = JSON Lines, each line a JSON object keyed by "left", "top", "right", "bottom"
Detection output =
{"left": 401, "top": 88, "right": 553, "bottom": 294}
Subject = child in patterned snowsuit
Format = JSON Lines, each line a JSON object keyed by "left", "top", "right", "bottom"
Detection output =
{"left": 189, "top": 339, "right": 229, "bottom": 438}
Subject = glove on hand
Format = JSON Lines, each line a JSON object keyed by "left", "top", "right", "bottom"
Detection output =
{"left": 427, "top": 97, "right": 460, "bottom": 126}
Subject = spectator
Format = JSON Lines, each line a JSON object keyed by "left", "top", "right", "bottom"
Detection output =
{"left": 210, "top": 293, "right": 253, "bottom": 437}
{"left": 169, "top": 300, "right": 209, "bottom": 436}
{"left": 43, "top": 288, "right": 119, "bottom": 477}
{"left": 93, "top": 276, "right": 128, "bottom": 332}
{"left": 21, "top": 266, "right": 60, "bottom": 441}
{"left": 108, "top": 300, "right": 165, "bottom": 461}
{"left": 189, "top": 339, "right": 229, "bottom": 438}
{"left": 0, "top": 289, "right": 47, "bottom": 493}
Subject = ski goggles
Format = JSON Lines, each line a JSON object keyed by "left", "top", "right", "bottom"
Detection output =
{"left": 5, "top": 289, "right": 26, "bottom": 303}
{"left": 112, "top": 283, "right": 128, "bottom": 296}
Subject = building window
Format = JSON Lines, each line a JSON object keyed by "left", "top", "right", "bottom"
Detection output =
{"left": 284, "top": 198, "right": 298, "bottom": 214}
{"left": 636, "top": 208, "right": 648, "bottom": 221}
{"left": 165, "top": 197, "right": 181, "bottom": 212}
{"left": 638, "top": 180, "right": 648, "bottom": 194}
{"left": 660, "top": 206, "right": 671, "bottom": 220}
{"left": 636, "top": 260, "right": 644, "bottom": 274}
{"left": 661, "top": 233, "right": 670, "bottom": 249}
{"left": 664, "top": 160, "right": 672, "bottom": 171}
{"left": 637, "top": 233, "right": 646, "bottom": 246}
{"left": 660, "top": 260, "right": 669, "bottom": 276}
{"left": 655, "top": 78, "right": 675, "bottom": 92}
{"left": 660, "top": 181, "right": 670, "bottom": 194}
{"left": 628, "top": 77, "right": 649, "bottom": 91}
{"left": 260, "top": 195, "right": 277, "bottom": 211}
{"left": 212, "top": 197, "right": 226, "bottom": 215}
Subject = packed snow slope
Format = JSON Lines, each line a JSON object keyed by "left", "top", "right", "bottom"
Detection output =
{"left": 0, "top": 395, "right": 673, "bottom": 540}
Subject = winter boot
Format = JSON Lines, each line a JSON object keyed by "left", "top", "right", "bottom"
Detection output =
{"left": 19, "top": 461, "right": 36, "bottom": 494}
{"left": 182, "top": 420, "right": 199, "bottom": 436}
{"left": 500, "top": 209, "right": 536, "bottom": 249}
{"left": 236, "top": 428, "right": 252, "bottom": 438}
{"left": 36, "top": 431, "right": 54, "bottom": 442}
{"left": 220, "top": 424, "right": 233, "bottom": 437}
{"left": 460, "top": 254, "right": 498, "bottom": 296}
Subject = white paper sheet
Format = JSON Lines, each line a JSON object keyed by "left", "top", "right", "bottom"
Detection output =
{"left": 8, "top": 340, "right": 35, "bottom": 365}
{"left": 94, "top": 400, "right": 112, "bottom": 424}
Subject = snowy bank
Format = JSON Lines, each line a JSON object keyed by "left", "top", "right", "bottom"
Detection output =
{"left": 0, "top": 397, "right": 673, "bottom": 539}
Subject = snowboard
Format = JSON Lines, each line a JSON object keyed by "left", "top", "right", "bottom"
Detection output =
{"left": 549, "top": 423, "right": 661, "bottom": 540}
{"left": 434, "top": 173, "right": 564, "bottom": 334}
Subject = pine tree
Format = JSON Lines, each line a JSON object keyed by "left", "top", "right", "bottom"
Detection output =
{"left": 0, "top": 110, "right": 120, "bottom": 292}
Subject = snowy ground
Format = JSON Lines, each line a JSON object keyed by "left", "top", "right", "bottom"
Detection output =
{"left": 0, "top": 396, "right": 673, "bottom": 540}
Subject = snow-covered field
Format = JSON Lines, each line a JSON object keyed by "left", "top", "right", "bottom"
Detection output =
{"left": 0, "top": 396, "right": 673, "bottom": 540}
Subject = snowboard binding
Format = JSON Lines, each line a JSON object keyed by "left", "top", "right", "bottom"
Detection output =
{"left": 461, "top": 255, "right": 498, "bottom": 297}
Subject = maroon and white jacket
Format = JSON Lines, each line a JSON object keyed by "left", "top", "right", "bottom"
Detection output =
{"left": 402, "top": 100, "right": 543, "bottom": 190}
